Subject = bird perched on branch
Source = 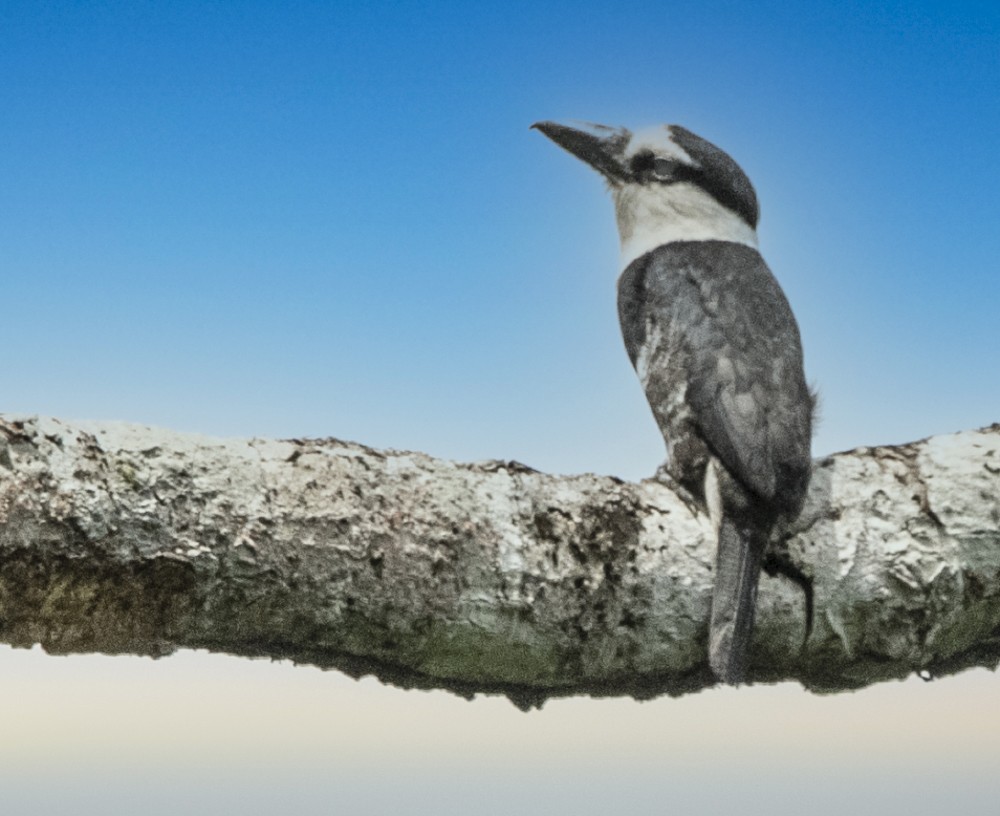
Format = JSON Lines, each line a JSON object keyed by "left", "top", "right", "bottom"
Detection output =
{"left": 533, "top": 120, "right": 813, "bottom": 684}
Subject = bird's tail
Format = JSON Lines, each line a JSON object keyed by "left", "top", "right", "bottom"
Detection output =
{"left": 709, "top": 513, "right": 769, "bottom": 685}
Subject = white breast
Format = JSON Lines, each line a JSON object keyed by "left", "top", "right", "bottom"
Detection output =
{"left": 613, "top": 181, "right": 759, "bottom": 271}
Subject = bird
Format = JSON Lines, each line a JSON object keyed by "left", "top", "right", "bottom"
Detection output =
{"left": 532, "top": 120, "right": 813, "bottom": 684}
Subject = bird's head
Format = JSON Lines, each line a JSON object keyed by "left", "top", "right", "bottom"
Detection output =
{"left": 532, "top": 121, "right": 760, "bottom": 269}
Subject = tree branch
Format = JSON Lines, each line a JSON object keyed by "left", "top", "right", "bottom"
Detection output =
{"left": 1, "top": 414, "right": 998, "bottom": 708}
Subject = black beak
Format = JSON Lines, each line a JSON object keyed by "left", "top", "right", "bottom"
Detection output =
{"left": 531, "top": 120, "right": 631, "bottom": 182}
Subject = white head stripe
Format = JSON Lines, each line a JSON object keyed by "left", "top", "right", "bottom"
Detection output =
{"left": 624, "top": 126, "right": 693, "bottom": 164}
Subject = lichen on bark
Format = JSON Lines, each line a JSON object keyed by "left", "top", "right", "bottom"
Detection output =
{"left": 1, "top": 414, "right": 999, "bottom": 708}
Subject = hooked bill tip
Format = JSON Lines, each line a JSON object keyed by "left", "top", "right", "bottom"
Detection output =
{"left": 531, "top": 120, "right": 629, "bottom": 182}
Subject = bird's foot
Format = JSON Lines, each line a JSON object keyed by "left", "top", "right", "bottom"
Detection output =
{"left": 762, "top": 550, "right": 814, "bottom": 646}
{"left": 650, "top": 464, "right": 704, "bottom": 516}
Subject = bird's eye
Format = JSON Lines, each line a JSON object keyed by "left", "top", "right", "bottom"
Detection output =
{"left": 652, "top": 158, "right": 673, "bottom": 178}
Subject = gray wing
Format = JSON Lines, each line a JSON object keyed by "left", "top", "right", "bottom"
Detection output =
{"left": 618, "top": 241, "right": 811, "bottom": 510}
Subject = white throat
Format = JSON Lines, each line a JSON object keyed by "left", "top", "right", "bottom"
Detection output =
{"left": 613, "top": 181, "right": 759, "bottom": 271}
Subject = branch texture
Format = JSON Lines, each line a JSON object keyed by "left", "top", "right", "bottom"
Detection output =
{"left": 1, "top": 414, "right": 998, "bottom": 707}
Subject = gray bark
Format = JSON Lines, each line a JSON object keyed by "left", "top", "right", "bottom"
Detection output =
{"left": 1, "top": 413, "right": 998, "bottom": 708}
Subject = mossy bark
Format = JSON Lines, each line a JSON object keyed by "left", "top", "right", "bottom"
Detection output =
{"left": 1, "top": 415, "right": 999, "bottom": 708}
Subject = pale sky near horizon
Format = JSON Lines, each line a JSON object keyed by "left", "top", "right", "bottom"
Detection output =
{"left": 3, "top": 1, "right": 999, "bottom": 813}
{"left": 2, "top": 645, "right": 999, "bottom": 814}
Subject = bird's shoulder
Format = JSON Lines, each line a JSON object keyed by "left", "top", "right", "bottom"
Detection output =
{"left": 618, "top": 241, "right": 787, "bottom": 361}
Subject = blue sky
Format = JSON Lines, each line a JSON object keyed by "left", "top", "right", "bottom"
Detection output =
{"left": 3, "top": 1, "right": 1000, "bottom": 813}
{"left": 5, "top": 0, "right": 999, "bottom": 479}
